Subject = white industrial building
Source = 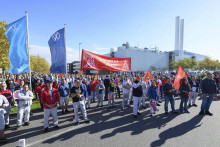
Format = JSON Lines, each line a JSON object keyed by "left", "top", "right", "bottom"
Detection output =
{"left": 68, "top": 16, "right": 206, "bottom": 73}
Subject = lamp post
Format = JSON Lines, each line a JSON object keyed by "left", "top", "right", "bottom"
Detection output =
{"left": 79, "top": 43, "right": 82, "bottom": 61}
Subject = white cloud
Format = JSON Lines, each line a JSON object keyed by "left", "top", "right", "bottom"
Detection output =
{"left": 30, "top": 44, "right": 79, "bottom": 65}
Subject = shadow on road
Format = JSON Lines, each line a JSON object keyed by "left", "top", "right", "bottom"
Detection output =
{"left": 150, "top": 115, "right": 204, "bottom": 147}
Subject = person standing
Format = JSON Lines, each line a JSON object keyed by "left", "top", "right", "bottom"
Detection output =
{"left": 163, "top": 77, "right": 179, "bottom": 115}
{"left": 188, "top": 76, "right": 200, "bottom": 107}
{"left": 96, "top": 80, "right": 105, "bottom": 107}
{"left": 104, "top": 76, "right": 110, "bottom": 101}
{"left": 0, "top": 95, "right": 9, "bottom": 143}
{"left": 199, "top": 73, "right": 217, "bottom": 116}
{"left": 133, "top": 75, "right": 143, "bottom": 118}
{"left": 16, "top": 84, "right": 33, "bottom": 128}
{"left": 122, "top": 75, "right": 132, "bottom": 109}
{"left": 41, "top": 80, "right": 60, "bottom": 133}
{"left": 70, "top": 79, "right": 90, "bottom": 125}
{"left": 85, "top": 81, "right": 91, "bottom": 109}
{"left": 58, "top": 79, "right": 70, "bottom": 113}
{"left": 108, "top": 78, "right": 116, "bottom": 108}
{"left": 115, "top": 76, "right": 121, "bottom": 99}
{"left": 179, "top": 78, "right": 191, "bottom": 113}
{"left": 147, "top": 80, "right": 159, "bottom": 116}
{"left": 0, "top": 82, "right": 12, "bottom": 129}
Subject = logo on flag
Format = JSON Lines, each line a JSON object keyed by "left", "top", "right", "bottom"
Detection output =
{"left": 174, "top": 65, "right": 188, "bottom": 89}
{"left": 51, "top": 32, "right": 60, "bottom": 41}
{"left": 9, "top": 22, "right": 20, "bottom": 33}
{"left": 144, "top": 70, "right": 153, "bottom": 82}
{"left": 122, "top": 60, "right": 129, "bottom": 71}
{"left": 84, "top": 56, "right": 96, "bottom": 69}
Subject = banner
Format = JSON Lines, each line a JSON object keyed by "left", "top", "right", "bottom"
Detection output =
{"left": 81, "top": 49, "right": 131, "bottom": 71}
{"left": 174, "top": 65, "right": 188, "bottom": 89}
{"left": 48, "top": 28, "right": 66, "bottom": 73}
{"left": 143, "top": 70, "right": 153, "bottom": 82}
{"left": 5, "top": 16, "right": 29, "bottom": 74}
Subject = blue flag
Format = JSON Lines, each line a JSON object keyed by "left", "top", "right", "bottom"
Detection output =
{"left": 48, "top": 28, "right": 66, "bottom": 73}
{"left": 5, "top": 16, "right": 29, "bottom": 74}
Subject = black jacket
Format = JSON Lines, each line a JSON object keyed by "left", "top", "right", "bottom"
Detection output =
{"left": 179, "top": 83, "right": 191, "bottom": 98}
{"left": 189, "top": 80, "right": 199, "bottom": 92}
{"left": 133, "top": 80, "right": 143, "bottom": 97}
{"left": 163, "top": 83, "right": 175, "bottom": 97}
{"left": 201, "top": 78, "right": 216, "bottom": 94}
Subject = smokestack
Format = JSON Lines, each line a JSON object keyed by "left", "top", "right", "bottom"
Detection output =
{"left": 179, "top": 19, "right": 184, "bottom": 51}
{"left": 175, "top": 16, "right": 180, "bottom": 51}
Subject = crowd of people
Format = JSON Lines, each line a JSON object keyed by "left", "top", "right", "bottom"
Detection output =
{"left": 0, "top": 71, "right": 219, "bottom": 143}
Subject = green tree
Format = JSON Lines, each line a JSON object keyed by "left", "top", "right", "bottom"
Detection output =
{"left": 0, "top": 21, "right": 10, "bottom": 71}
{"left": 198, "top": 56, "right": 220, "bottom": 70}
{"left": 30, "top": 55, "right": 50, "bottom": 73}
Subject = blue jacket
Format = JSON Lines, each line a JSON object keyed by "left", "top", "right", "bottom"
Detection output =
{"left": 147, "top": 86, "right": 158, "bottom": 101}
{"left": 58, "top": 84, "right": 69, "bottom": 97}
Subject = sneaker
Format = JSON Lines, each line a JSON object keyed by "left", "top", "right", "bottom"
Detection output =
{"left": 61, "top": 110, "right": 65, "bottom": 114}
{"left": 75, "top": 122, "right": 79, "bottom": 125}
{"left": 192, "top": 104, "right": 198, "bottom": 107}
{"left": 23, "top": 122, "right": 30, "bottom": 126}
{"left": 4, "top": 125, "right": 10, "bottom": 130}
{"left": 165, "top": 112, "right": 168, "bottom": 115}
{"left": 44, "top": 127, "right": 49, "bottom": 133}
{"left": 127, "top": 105, "right": 131, "bottom": 108}
{"left": 158, "top": 101, "right": 162, "bottom": 103}
{"left": 199, "top": 110, "right": 205, "bottom": 115}
{"left": 121, "top": 107, "right": 124, "bottom": 110}
{"left": 185, "top": 111, "right": 190, "bottom": 113}
{"left": 65, "top": 109, "right": 70, "bottom": 113}
{"left": 96, "top": 106, "right": 99, "bottom": 108}
{"left": 133, "top": 115, "right": 137, "bottom": 118}
{"left": 205, "top": 111, "right": 213, "bottom": 116}
{"left": 54, "top": 125, "right": 59, "bottom": 129}
{"left": 137, "top": 112, "right": 141, "bottom": 115}
{"left": 85, "top": 120, "right": 90, "bottom": 123}
{"left": 188, "top": 104, "right": 192, "bottom": 107}
{"left": 16, "top": 125, "right": 21, "bottom": 130}
{"left": 0, "top": 137, "right": 8, "bottom": 143}
{"left": 87, "top": 107, "right": 90, "bottom": 109}
{"left": 142, "top": 106, "right": 147, "bottom": 109}
{"left": 172, "top": 111, "right": 179, "bottom": 114}
{"left": 150, "top": 114, "right": 153, "bottom": 117}
{"left": 30, "top": 111, "right": 33, "bottom": 116}
{"left": 157, "top": 104, "right": 161, "bottom": 106}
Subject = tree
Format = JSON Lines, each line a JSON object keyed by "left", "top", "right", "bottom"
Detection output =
{"left": 30, "top": 55, "right": 50, "bottom": 73}
{"left": 198, "top": 56, "right": 220, "bottom": 70}
{"left": 0, "top": 21, "right": 10, "bottom": 71}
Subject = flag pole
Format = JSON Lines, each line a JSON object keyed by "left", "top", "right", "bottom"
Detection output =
{"left": 25, "top": 11, "right": 32, "bottom": 91}
{"left": 64, "top": 24, "right": 67, "bottom": 75}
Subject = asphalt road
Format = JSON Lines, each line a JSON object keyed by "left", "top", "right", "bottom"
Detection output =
{"left": 2, "top": 95, "right": 220, "bottom": 147}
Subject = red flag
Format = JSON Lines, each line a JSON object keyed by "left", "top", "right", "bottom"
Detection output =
{"left": 174, "top": 65, "right": 188, "bottom": 89}
{"left": 81, "top": 49, "right": 131, "bottom": 71}
{"left": 143, "top": 70, "right": 153, "bottom": 82}
{"left": 78, "top": 70, "right": 83, "bottom": 75}
{"left": 92, "top": 73, "right": 98, "bottom": 81}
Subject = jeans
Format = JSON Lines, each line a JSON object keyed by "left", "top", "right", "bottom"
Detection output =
{"left": 201, "top": 94, "right": 214, "bottom": 111}
{"left": 116, "top": 87, "right": 120, "bottom": 98}
{"left": 91, "top": 91, "right": 96, "bottom": 102}
{"left": 105, "top": 88, "right": 109, "bottom": 100}
{"left": 164, "top": 96, "right": 175, "bottom": 112}
{"left": 180, "top": 97, "right": 188, "bottom": 112}
{"left": 160, "top": 85, "right": 163, "bottom": 98}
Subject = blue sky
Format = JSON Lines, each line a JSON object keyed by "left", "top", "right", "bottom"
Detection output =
{"left": 1, "top": 0, "right": 220, "bottom": 64}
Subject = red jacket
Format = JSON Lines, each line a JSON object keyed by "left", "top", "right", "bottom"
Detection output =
{"left": 0, "top": 89, "right": 12, "bottom": 104}
{"left": 35, "top": 84, "right": 47, "bottom": 97}
{"left": 52, "top": 83, "right": 61, "bottom": 89}
{"left": 41, "top": 88, "right": 59, "bottom": 109}
{"left": 90, "top": 80, "right": 98, "bottom": 91}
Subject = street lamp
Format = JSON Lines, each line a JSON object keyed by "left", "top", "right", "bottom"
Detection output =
{"left": 79, "top": 43, "right": 82, "bottom": 61}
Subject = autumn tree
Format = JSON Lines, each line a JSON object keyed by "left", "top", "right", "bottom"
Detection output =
{"left": 198, "top": 56, "right": 220, "bottom": 70}
{"left": 30, "top": 55, "right": 50, "bottom": 73}
{"left": 0, "top": 21, "right": 10, "bottom": 71}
